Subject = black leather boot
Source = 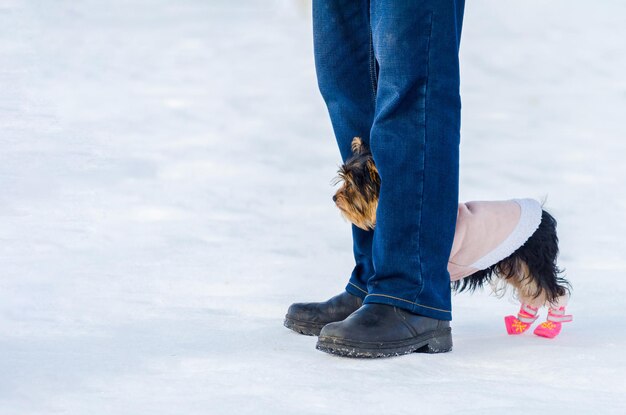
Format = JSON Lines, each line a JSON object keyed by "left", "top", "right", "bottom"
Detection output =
{"left": 316, "top": 303, "right": 452, "bottom": 358}
{"left": 284, "top": 291, "right": 364, "bottom": 336}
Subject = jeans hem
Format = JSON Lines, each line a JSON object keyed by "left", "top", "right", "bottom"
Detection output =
{"left": 346, "top": 282, "right": 368, "bottom": 299}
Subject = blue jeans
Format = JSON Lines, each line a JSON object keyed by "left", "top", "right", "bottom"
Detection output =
{"left": 313, "top": 0, "right": 465, "bottom": 321}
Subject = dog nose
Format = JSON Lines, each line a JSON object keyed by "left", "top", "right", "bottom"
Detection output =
{"left": 332, "top": 194, "right": 337, "bottom": 202}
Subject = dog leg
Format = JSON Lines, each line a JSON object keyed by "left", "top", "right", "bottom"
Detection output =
{"left": 534, "top": 297, "right": 572, "bottom": 338}
{"left": 504, "top": 303, "right": 539, "bottom": 335}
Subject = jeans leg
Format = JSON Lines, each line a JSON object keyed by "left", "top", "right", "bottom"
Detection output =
{"left": 363, "top": 0, "right": 465, "bottom": 320}
{"left": 313, "top": 0, "right": 377, "bottom": 298}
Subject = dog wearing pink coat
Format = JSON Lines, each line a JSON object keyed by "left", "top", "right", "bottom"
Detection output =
{"left": 448, "top": 198, "right": 572, "bottom": 337}
{"left": 334, "top": 137, "right": 572, "bottom": 338}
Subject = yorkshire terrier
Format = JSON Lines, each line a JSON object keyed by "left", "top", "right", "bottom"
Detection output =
{"left": 333, "top": 137, "right": 573, "bottom": 338}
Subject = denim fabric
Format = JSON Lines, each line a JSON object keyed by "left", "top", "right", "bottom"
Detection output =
{"left": 313, "top": 0, "right": 465, "bottom": 320}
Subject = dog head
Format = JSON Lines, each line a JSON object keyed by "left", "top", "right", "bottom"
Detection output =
{"left": 332, "top": 137, "right": 380, "bottom": 230}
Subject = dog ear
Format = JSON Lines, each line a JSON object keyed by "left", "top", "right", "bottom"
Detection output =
{"left": 351, "top": 137, "right": 365, "bottom": 154}
{"left": 366, "top": 159, "right": 380, "bottom": 184}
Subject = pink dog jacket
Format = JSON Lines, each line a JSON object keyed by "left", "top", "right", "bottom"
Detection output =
{"left": 448, "top": 198, "right": 543, "bottom": 281}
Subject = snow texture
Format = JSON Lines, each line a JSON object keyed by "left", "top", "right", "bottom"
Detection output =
{"left": 1, "top": 0, "right": 625, "bottom": 414}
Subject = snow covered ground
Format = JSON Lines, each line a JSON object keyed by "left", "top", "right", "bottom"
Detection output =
{"left": 1, "top": 0, "right": 625, "bottom": 413}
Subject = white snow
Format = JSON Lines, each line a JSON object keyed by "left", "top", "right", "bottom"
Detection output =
{"left": 1, "top": 0, "right": 625, "bottom": 414}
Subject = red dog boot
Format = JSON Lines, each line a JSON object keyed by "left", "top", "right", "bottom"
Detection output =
{"left": 534, "top": 306, "right": 572, "bottom": 339}
{"left": 504, "top": 304, "right": 539, "bottom": 335}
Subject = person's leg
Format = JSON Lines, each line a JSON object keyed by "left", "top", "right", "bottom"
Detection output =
{"left": 362, "top": 0, "right": 465, "bottom": 320}
{"left": 313, "top": 0, "right": 377, "bottom": 297}
{"left": 316, "top": 0, "right": 465, "bottom": 357}
{"left": 283, "top": 0, "right": 377, "bottom": 336}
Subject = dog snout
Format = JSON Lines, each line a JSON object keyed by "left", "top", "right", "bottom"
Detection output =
{"left": 332, "top": 194, "right": 337, "bottom": 203}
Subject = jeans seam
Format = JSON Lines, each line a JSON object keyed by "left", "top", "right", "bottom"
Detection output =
{"left": 367, "top": 293, "right": 451, "bottom": 314}
{"left": 413, "top": 11, "right": 434, "bottom": 305}
{"left": 368, "top": 25, "right": 377, "bottom": 105}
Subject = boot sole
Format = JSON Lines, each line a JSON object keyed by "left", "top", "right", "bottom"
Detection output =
{"left": 284, "top": 316, "right": 325, "bottom": 336}
{"left": 315, "top": 327, "right": 452, "bottom": 358}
